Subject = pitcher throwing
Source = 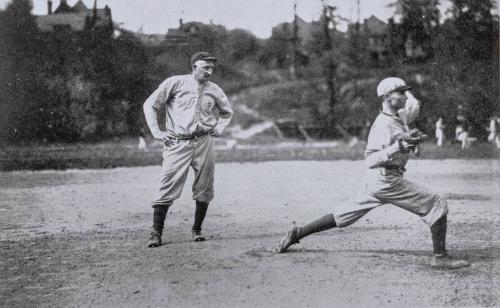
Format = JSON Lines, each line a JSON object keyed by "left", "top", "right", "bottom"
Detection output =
{"left": 276, "top": 77, "right": 470, "bottom": 269}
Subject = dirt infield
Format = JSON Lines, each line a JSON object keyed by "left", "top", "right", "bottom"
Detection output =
{"left": 1, "top": 160, "right": 499, "bottom": 307}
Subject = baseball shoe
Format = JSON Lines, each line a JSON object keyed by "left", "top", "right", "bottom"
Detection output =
{"left": 430, "top": 255, "right": 470, "bottom": 269}
{"left": 192, "top": 230, "right": 206, "bottom": 242}
{"left": 276, "top": 226, "right": 300, "bottom": 253}
{"left": 147, "top": 232, "right": 162, "bottom": 248}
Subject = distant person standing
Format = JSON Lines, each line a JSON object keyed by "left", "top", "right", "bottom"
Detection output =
{"left": 143, "top": 51, "right": 233, "bottom": 247}
{"left": 138, "top": 127, "right": 147, "bottom": 150}
{"left": 435, "top": 117, "right": 445, "bottom": 147}
{"left": 455, "top": 125, "right": 463, "bottom": 143}
{"left": 458, "top": 123, "right": 470, "bottom": 150}
{"left": 454, "top": 116, "right": 464, "bottom": 143}
{"left": 455, "top": 116, "right": 470, "bottom": 149}
{"left": 487, "top": 117, "right": 500, "bottom": 149}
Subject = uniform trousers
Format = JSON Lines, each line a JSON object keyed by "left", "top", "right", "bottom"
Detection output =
{"left": 151, "top": 135, "right": 215, "bottom": 208}
{"left": 333, "top": 168, "right": 448, "bottom": 228}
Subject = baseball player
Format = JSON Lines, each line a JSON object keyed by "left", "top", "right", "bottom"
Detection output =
{"left": 435, "top": 117, "right": 445, "bottom": 147}
{"left": 276, "top": 77, "right": 470, "bottom": 269}
{"left": 143, "top": 51, "right": 233, "bottom": 248}
{"left": 487, "top": 116, "right": 500, "bottom": 149}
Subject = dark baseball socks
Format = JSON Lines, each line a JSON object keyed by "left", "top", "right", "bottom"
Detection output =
{"left": 297, "top": 214, "right": 337, "bottom": 239}
{"left": 151, "top": 201, "right": 208, "bottom": 239}
{"left": 431, "top": 215, "right": 447, "bottom": 257}
{"left": 152, "top": 205, "right": 169, "bottom": 236}
{"left": 192, "top": 201, "right": 209, "bottom": 234}
{"left": 430, "top": 215, "right": 470, "bottom": 268}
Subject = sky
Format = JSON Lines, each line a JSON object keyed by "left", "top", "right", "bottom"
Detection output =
{"left": 1, "top": 0, "right": 454, "bottom": 38}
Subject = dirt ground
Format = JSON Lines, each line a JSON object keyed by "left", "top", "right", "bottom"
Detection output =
{"left": 1, "top": 160, "right": 499, "bottom": 307}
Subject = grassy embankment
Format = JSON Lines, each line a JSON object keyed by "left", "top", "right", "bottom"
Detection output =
{"left": 1, "top": 138, "right": 499, "bottom": 171}
{"left": 2, "top": 69, "right": 498, "bottom": 171}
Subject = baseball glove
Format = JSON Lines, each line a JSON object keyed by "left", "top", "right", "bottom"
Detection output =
{"left": 398, "top": 129, "right": 428, "bottom": 153}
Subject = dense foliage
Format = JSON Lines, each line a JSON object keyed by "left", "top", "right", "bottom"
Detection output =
{"left": 0, "top": 0, "right": 498, "bottom": 143}
{"left": 0, "top": 0, "right": 148, "bottom": 142}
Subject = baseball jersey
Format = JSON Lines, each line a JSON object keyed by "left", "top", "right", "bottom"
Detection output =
{"left": 364, "top": 112, "right": 409, "bottom": 170}
{"left": 365, "top": 95, "right": 420, "bottom": 170}
{"left": 144, "top": 74, "right": 233, "bottom": 138}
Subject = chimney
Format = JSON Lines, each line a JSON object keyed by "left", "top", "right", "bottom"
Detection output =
{"left": 179, "top": 18, "right": 183, "bottom": 28}
{"left": 48, "top": 0, "right": 52, "bottom": 14}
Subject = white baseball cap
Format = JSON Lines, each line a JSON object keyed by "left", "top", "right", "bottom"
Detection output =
{"left": 376, "top": 77, "right": 412, "bottom": 97}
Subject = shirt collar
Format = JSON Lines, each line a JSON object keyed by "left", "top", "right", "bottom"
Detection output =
{"left": 380, "top": 110, "right": 404, "bottom": 124}
{"left": 190, "top": 73, "right": 208, "bottom": 86}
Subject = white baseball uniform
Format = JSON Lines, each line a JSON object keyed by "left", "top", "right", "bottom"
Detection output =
{"left": 435, "top": 117, "right": 445, "bottom": 147}
{"left": 144, "top": 74, "right": 233, "bottom": 208}
{"left": 332, "top": 110, "right": 447, "bottom": 228}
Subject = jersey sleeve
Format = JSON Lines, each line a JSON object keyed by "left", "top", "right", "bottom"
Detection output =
{"left": 212, "top": 85, "right": 233, "bottom": 135}
{"left": 143, "top": 78, "right": 177, "bottom": 138}
{"left": 398, "top": 92, "right": 421, "bottom": 126}
{"left": 364, "top": 121, "right": 400, "bottom": 168}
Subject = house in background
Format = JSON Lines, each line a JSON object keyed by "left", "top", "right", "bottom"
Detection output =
{"left": 360, "top": 15, "right": 389, "bottom": 61}
{"left": 36, "top": 0, "right": 113, "bottom": 32}
{"left": 134, "top": 26, "right": 166, "bottom": 47}
{"left": 348, "top": 15, "right": 431, "bottom": 62}
{"left": 347, "top": 15, "right": 389, "bottom": 63}
{"left": 164, "top": 19, "right": 225, "bottom": 47}
{"left": 164, "top": 19, "right": 196, "bottom": 46}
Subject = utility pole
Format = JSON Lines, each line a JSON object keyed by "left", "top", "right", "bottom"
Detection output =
{"left": 291, "top": 0, "right": 299, "bottom": 79}
{"left": 353, "top": 0, "right": 360, "bottom": 94}
{"left": 321, "top": 0, "right": 336, "bottom": 112}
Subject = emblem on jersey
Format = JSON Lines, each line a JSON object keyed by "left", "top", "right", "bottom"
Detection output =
{"left": 177, "top": 95, "right": 197, "bottom": 111}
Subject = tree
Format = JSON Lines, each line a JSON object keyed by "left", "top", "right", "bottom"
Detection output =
{"left": 0, "top": 0, "right": 48, "bottom": 142}
{"left": 258, "top": 23, "right": 294, "bottom": 69}
{"left": 224, "top": 29, "right": 259, "bottom": 62}
{"left": 430, "top": 0, "right": 499, "bottom": 138}
{"left": 390, "top": 0, "right": 440, "bottom": 59}
{"left": 319, "top": 3, "right": 337, "bottom": 116}
{"left": 449, "top": 0, "right": 497, "bottom": 59}
{"left": 112, "top": 30, "right": 149, "bottom": 135}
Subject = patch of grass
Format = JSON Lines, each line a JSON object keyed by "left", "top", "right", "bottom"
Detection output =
{"left": 415, "top": 141, "right": 500, "bottom": 160}
{"left": 1, "top": 139, "right": 499, "bottom": 171}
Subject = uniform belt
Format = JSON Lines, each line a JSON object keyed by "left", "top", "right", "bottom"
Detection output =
{"left": 384, "top": 165, "right": 406, "bottom": 172}
{"left": 172, "top": 131, "right": 209, "bottom": 141}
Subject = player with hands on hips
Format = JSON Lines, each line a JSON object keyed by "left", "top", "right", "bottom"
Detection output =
{"left": 276, "top": 77, "right": 470, "bottom": 269}
{"left": 143, "top": 51, "right": 233, "bottom": 247}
